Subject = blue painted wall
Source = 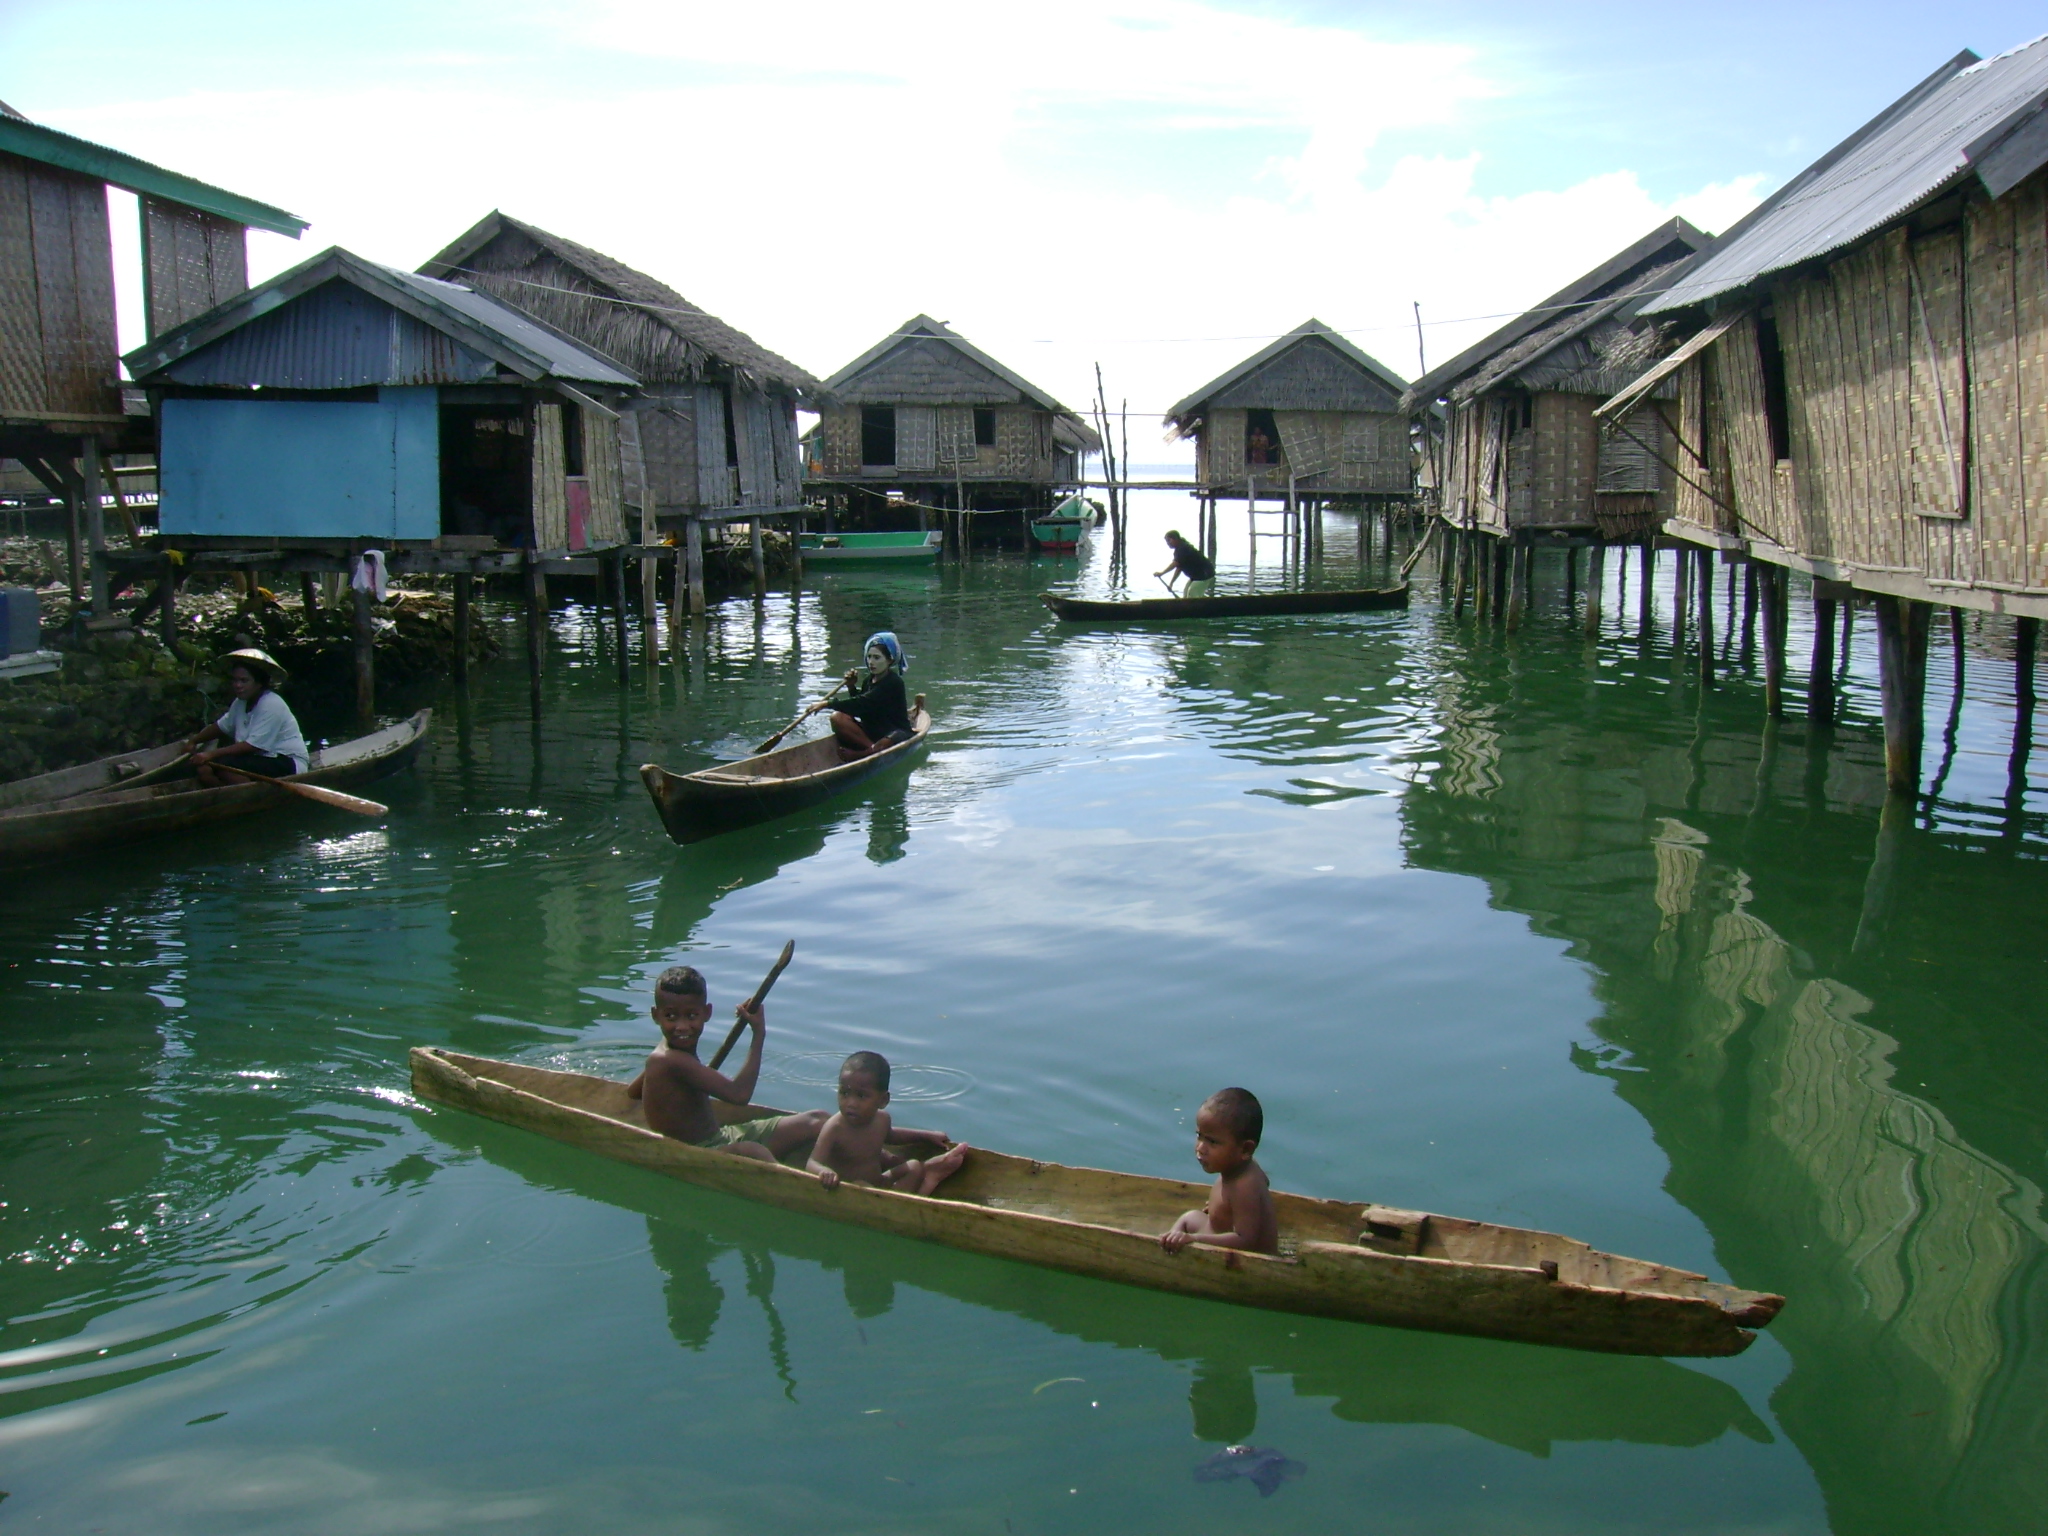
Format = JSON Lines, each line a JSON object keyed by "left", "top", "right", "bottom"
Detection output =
{"left": 159, "top": 387, "right": 440, "bottom": 539}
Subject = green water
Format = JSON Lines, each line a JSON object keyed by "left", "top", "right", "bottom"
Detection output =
{"left": 5, "top": 498, "right": 2044, "bottom": 1534}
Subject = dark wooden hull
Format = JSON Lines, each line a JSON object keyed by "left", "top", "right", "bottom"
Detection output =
{"left": 0, "top": 739, "right": 190, "bottom": 808}
{"left": 1042, "top": 584, "right": 1410, "bottom": 621}
{"left": 412, "top": 1048, "right": 1784, "bottom": 1357}
{"left": 641, "top": 709, "right": 931, "bottom": 844}
{"left": 0, "top": 710, "right": 432, "bottom": 865}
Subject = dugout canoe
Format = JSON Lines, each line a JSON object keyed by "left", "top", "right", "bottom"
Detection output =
{"left": 640, "top": 700, "right": 930, "bottom": 844}
{"left": 0, "top": 739, "right": 190, "bottom": 809}
{"left": 0, "top": 710, "right": 431, "bottom": 865}
{"left": 410, "top": 1046, "right": 1784, "bottom": 1357}
{"left": 1042, "top": 584, "right": 1409, "bottom": 621}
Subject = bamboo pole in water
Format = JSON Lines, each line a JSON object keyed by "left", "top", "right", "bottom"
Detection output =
{"left": 1695, "top": 550, "right": 1715, "bottom": 689}
{"left": 1585, "top": 545, "right": 1605, "bottom": 636}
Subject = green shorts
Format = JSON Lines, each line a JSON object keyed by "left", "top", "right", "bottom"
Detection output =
{"left": 694, "top": 1114, "right": 788, "bottom": 1150}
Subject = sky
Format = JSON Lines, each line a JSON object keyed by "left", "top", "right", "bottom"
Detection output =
{"left": 5, "top": 1, "right": 2045, "bottom": 459}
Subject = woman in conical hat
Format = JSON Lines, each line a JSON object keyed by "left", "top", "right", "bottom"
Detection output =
{"left": 183, "top": 648, "right": 311, "bottom": 786}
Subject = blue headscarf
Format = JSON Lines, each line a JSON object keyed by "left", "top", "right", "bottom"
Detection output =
{"left": 863, "top": 631, "right": 906, "bottom": 675}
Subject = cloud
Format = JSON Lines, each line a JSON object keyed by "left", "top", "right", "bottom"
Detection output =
{"left": 35, "top": 1, "right": 1765, "bottom": 441}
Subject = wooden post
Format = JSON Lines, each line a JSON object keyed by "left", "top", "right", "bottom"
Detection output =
{"left": 685, "top": 516, "right": 706, "bottom": 617}
{"left": 353, "top": 580, "right": 376, "bottom": 725}
{"left": 525, "top": 551, "right": 547, "bottom": 718}
{"left": 1741, "top": 564, "right": 1759, "bottom": 663}
{"left": 1808, "top": 596, "right": 1837, "bottom": 723}
{"left": 791, "top": 510, "right": 805, "bottom": 590}
{"left": 750, "top": 516, "right": 767, "bottom": 604}
{"left": 299, "top": 572, "right": 319, "bottom": 614}
{"left": 1874, "top": 593, "right": 1931, "bottom": 794}
{"left": 1695, "top": 550, "right": 1715, "bottom": 689}
{"left": 1673, "top": 543, "right": 1691, "bottom": 650}
{"left": 2018, "top": 615, "right": 2039, "bottom": 708}
{"left": 1638, "top": 542, "right": 1655, "bottom": 631}
{"left": 610, "top": 551, "right": 630, "bottom": 685}
{"left": 2009, "top": 615, "right": 2039, "bottom": 832}
{"left": 1564, "top": 546, "right": 1578, "bottom": 612}
{"left": 453, "top": 570, "right": 472, "bottom": 686}
{"left": 1758, "top": 564, "right": 1785, "bottom": 715}
{"left": 1492, "top": 535, "right": 1509, "bottom": 618}
{"left": 1584, "top": 545, "right": 1605, "bottom": 635}
{"left": 81, "top": 437, "right": 108, "bottom": 615}
{"left": 1505, "top": 539, "right": 1528, "bottom": 631}
{"left": 158, "top": 553, "right": 178, "bottom": 646}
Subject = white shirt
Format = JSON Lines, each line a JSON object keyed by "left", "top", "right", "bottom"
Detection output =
{"left": 216, "top": 690, "right": 309, "bottom": 774}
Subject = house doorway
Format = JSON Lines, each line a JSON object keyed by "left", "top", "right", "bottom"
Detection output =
{"left": 440, "top": 405, "right": 533, "bottom": 546}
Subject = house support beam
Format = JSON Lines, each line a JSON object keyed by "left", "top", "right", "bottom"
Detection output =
{"left": 1874, "top": 593, "right": 1931, "bottom": 794}
{"left": 353, "top": 579, "right": 376, "bottom": 725}
{"left": 610, "top": 550, "right": 631, "bottom": 685}
{"left": 685, "top": 516, "right": 705, "bottom": 616}
{"left": 453, "top": 571, "right": 472, "bottom": 687}
{"left": 525, "top": 551, "right": 547, "bottom": 719}
{"left": 1584, "top": 545, "right": 1605, "bottom": 635}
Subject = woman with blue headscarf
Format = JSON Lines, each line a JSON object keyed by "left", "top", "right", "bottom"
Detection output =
{"left": 825, "top": 631, "right": 913, "bottom": 760}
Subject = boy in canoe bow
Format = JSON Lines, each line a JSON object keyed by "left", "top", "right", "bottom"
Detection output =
{"left": 1160, "top": 1088, "right": 1278, "bottom": 1255}
{"left": 627, "top": 966, "right": 827, "bottom": 1160}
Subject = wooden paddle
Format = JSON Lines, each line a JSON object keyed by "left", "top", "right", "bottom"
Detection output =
{"left": 754, "top": 682, "right": 847, "bottom": 754}
{"left": 707, "top": 939, "right": 797, "bottom": 1070}
{"left": 213, "top": 760, "right": 388, "bottom": 817}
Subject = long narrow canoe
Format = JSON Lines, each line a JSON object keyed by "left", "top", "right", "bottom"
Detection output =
{"left": 0, "top": 739, "right": 190, "bottom": 809}
{"left": 1043, "top": 584, "right": 1409, "bottom": 621}
{"left": 0, "top": 710, "right": 431, "bottom": 865}
{"left": 641, "top": 702, "right": 930, "bottom": 844}
{"left": 411, "top": 1047, "right": 1783, "bottom": 1357}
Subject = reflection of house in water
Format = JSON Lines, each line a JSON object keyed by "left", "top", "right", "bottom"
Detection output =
{"left": 1399, "top": 701, "right": 2048, "bottom": 1533}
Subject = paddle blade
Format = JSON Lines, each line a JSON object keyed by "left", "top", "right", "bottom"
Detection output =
{"left": 282, "top": 781, "right": 388, "bottom": 817}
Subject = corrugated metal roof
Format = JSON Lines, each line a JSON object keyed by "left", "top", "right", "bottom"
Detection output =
{"left": 0, "top": 110, "right": 305, "bottom": 236}
{"left": 1648, "top": 36, "right": 2048, "bottom": 313}
{"left": 159, "top": 279, "right": 496, "bottom": 389}
{"left": 381, "top": 266, "right": 635, "bottom": 386}
{"left": 125, "top": 247, "right": 637, "bottom": 389}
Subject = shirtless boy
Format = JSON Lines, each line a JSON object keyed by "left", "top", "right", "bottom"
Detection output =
{"left": 806, "top": 1051, "right": 969, "bottom": 1195}
{"left": 628, "top": 966, "right": 826, "bottom": 1161}
{"left": 1160, "top": 1087, "right": 1279, "bottom": 1255}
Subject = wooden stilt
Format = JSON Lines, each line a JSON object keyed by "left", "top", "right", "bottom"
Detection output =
{"left": 525, "top": 552, "right": 547, "bottom": 719}
{"left": 2007, "top": 615, "right": 2038, "bottom": 832}
{"left": 1695, "top": 550, "right": 1715, "bottom": 689}
{"left": 299, "top": 572, "right": 318, "bottom": 614}
{"left": 685, "top": 516, "right": 705, "bottom": 616}
{"left": 81, "top": 437, "right": 108, "bottom": 615}
{"left": 1673, "top": 543, "right": 1691, "bottom": 649}
{"left": 353, "top": 581, "right": 376, "bottom": 724}
{"left": 2018, "top": 615, "right": 2039, "bottom": 707}
{"left": 1637, "top": 542, "right": 1655, "bottom": 632}
{"left": 1759, "top": 564, "right": 1785, "bottom": 715}
{"left": 1808, "top": 597, "right": 1836, "bottom": 723}
{"left": 1564, "top": 546, "right": 1578, "bottom": 612}
{"left": 1492, "top": 536, "right": 1509, "bottom": 619}
{"left": 158, "top": 553, "right": 179, "bottom": 646}
{"left": 1741, "top": 564, "right": 1758, "bottom": 663}
{"left": 668, "top": 546, "right": 685, "bottom": 654}
{"left": 1452, "top": 530, "right": 1469, "bottom": 618}
{"left": 610, "top": 551, "right": 630, "bottom": 685}
{"left": 1584, "top": 545, "right": 1605, "bottom": 635}
{"left": 1874, "top": 594, "right": 1931, "bottom": 794}
{"left": 1840, "top": 601, "right": 1855, "bottom": 677}
{"left": 453, "top": 570, "right": 472, "bottom": 686}
{"left": 750, "top": 517, "right": 767, "bottom": 604}
{"left": 1505, "top": 539, "right": 1528, "bottom": 631}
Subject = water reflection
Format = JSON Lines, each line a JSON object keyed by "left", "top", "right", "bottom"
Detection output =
{"left": 442, "top": 1112, "right": 1770, "bottom": 1458}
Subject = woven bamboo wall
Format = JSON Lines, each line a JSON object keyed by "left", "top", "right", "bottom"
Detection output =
{"left": 1527, "top": 392, "right": 1600, "bottom": 527}
{"left": 819, "top": 403, "right": 1051, "bottom": 481}
{"left": 1701, "top": 173, "right": 2048, "bottom": 595}
{"left": 586, "top": 411, "right": 624, "bottom": 544}
{"left": 532, "top": 403, "right": 568, "bottom": 549}
{"left": 142, "top": 197, "right": 247, "bottom": 339}
{"left": 0, "top": 151, "right": 118, "bottom": 418}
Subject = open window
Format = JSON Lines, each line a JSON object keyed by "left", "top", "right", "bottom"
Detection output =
{"left": 561, "top": 399, "right": 585, "bottom": 476}
{"left": 439, "top": 404, "right": 532, "bottom": 544}
{"left": 1245, "top": 407, "right": 1280, "bottom": 466}
{"left": 862, "top": 405, "right": 896, "bottom": 466}
{"left": 973, "top": 407, "right": 997, "bottom": 447}
{"left": 1756, "top": 310, "right": 1793, "bottom": 463}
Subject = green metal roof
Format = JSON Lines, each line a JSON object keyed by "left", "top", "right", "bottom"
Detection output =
{"left": 0, "top": 114, "right": 306, "bottom": 237}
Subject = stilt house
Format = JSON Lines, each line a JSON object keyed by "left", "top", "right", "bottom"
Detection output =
{"left": 1604, "top": 39, "right": 2048, "bottom": 624}
{"left": 812, "top": 316, "right": 1099, "bottom": 517}
{"left": 123, "top": 246, "right": 636, "bottom": 553}
{"left": 1403, "top": 220, "right": 1712, "bottom": 540}
{"left": 1165, "top": 320, "right": 1411, "bottom": 502}
{"left": 419, "top": 213, "right": 816, "bottom": 536}
{"left": 0, "top": 102, "right": 304, "bottom": 608}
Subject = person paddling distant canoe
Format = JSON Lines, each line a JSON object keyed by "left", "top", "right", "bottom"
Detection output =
{"left": 1156, "top": 530, "right": 1214, "bottom": 595}
{"left": 821, "top": 631, "right": 913, "bottom": 762}
{"left": 183, "top": 649, "right": 309, "bottom": 786}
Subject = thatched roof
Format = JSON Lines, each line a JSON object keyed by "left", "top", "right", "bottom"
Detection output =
{"left": 1399, "top": 220, "right": 1710, "bottom": 413}
{"left": 823, "top": 316, "right": 1100, "bottom": 446}
{"left": 1166, "top": 320, "right": 1406, "bottom": 429}
{"left": 420, "top": 212, "right": 816, "bottom": 394}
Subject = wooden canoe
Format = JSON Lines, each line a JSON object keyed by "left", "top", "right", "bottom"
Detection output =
{"left": 640, "top": 702, "right": 930, "bottom": 845}
{"left": 0, "top": 709, "right": 432, "bottom": 865}
{"left": 411, "top": 1047, "right": 1783, "bottom": 1357}
{"left": 0, "top": 738, "right": 191, "bottom": 809}
{"left": 1043, "top": 585, "right": 1409, "bottom": 621}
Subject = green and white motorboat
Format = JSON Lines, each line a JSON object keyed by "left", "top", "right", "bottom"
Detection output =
{"left": 798, "top": 530, "right": 944, "bottom": 566}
